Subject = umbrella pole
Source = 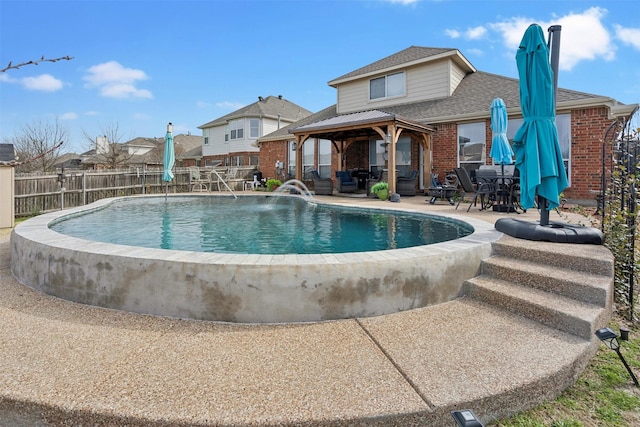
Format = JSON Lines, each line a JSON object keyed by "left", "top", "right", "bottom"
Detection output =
{"left": 539, "top": 196, "right": 549, "bottom": 225}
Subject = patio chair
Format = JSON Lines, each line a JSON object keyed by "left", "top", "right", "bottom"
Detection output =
{"left": 475, "top": 168, "right": 499, "bottom": 209}
{"left": 454, "top": 167, "right": 494, "bottom": 211}
{"left": 189, "top": 167, "right": 208, "bottom": 192}
{"left": 335, "top": 170, "right": 358, "bottom": 193}
{"left": 426, "top": 173, "right": 457, "bottom": 205}
{"left": 310, "top": 170, "right": 333, "bottom": 195}
{"left": 396, "top": 170, "right": 418, "bottom": 196}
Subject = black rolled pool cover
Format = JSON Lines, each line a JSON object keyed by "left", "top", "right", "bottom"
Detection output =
{"left": 495, "top": 218, "right": 604, "bottom": 244}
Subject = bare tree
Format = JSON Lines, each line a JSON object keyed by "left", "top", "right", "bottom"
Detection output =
{"left": 1, "top": 55, "right": 73, "bottom": 73}
{"left": 9, "top": 118, "right": 68, "bottom": 173}
{"left": 82, "top": 122, "right": 136, "bottom": 169}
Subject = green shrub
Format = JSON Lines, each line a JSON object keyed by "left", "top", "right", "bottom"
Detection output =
{"left": 266, "top": 179, "right": 282, "bottom": 192}
{"left": 370, "top": 182, "right": 388, "bottom": 194}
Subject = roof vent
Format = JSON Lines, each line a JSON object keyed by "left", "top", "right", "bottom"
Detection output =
{"left": 278, "top": 95, "right": 282, "bottom": 99}
{"left": 258, "top": 96, "right": 264, "bottom": 101}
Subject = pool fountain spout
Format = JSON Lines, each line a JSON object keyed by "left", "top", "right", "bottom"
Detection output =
{"left": 272, "top": 179, "right": 316, "bottom": 203}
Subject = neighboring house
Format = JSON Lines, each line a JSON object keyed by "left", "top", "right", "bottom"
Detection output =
{"left": 81, "top": 134, "right": 202, "bottom": 170}
{"left": 198, "top": 95, "right": 312, "bottom": 168}
{"left": 257, "top": 46, "right": 637, "bottom": 202}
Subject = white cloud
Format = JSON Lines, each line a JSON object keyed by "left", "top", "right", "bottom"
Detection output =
{"left": 491, "top": 7, "right": 616, "bottom": 71}
{"left": 60, "top": 112, "right": 78, "bottom": 120}
{"left": 0, "top": 73, "right": 15, "bottom": 83}
{"left": 100, "top": 83, "right": 152, "bottom": 99}
{"left": 196, "top": 101, "right": 211, "bottom": 108}
{"left": 445, "top": 26, "right": 487, "bottom": 41}
{"left": 84, "top": 61, "right": 152, "bottom": 99}
{"left": 84, "top": 111, "right": 99, "bottom": 116}
{"left": 1, "top": 73, "right": 64, "bottom": 92}
{"left": 445, "top": 29, "right": 461, "bottom": 39}
{"left": 22, "top": 74, "right": 64, "bottom": 91}
{"left": 614, "top": 24, "right": 640, "bottom": 50}
{"left": 466, "top": 26, "right": 487, "bottom": 40}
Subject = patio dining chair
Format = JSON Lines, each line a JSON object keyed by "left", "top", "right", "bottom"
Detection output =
{"left": 454, "top": 167, "right": 494, "bottom": 211}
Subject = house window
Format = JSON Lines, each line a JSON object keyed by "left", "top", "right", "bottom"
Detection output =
{"left": 396, "top": 137, "right": 411, "bottom": 178}
{"left": 288, "top": 140, "right": 296, "bottom": 177}
{"left": 204, "top": 137, "right": 209, "bottom": 145}
{"left": 249, "top": 119, "right": 259, "bottom": 138}
{"left": 370, "top": 72, "right": 405, "bottom": 100}
{"left": 229, "top": 119, "right": 244, "bottom": 140}
{"left": 507, "top": 114, "right": 571, "bottom": 185}
{"left": 227, "top": 156, "right": 244, "bottom": 166}
{"left": 369, "top": 139, "right": 386, "bottom": 178}
{"left": 317, "top": 139, "right": 332, "bottom": 178}
{"left": 458, "top": 122, "right": 486, "bottom": 173}
{"left": 303, "top": 138, "right": 314, "bottom": 179}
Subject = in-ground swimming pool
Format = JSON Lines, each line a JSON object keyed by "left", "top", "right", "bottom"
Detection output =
{"left": 11, "top": 195, "right": 501, "bottom": 323}
{"left": 49, "top": 196, "right": 473, "bottom": 254}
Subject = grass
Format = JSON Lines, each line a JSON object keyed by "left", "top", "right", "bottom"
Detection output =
{"left": 492, "top": 314, "right": 640, "bottom": 427}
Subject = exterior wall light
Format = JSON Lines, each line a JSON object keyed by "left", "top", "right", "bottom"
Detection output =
{"left": 595, "top": 327, "right": 639, "bottom": 387}
{"left": 451, "top": 409, "right": 484, "bottom": 426}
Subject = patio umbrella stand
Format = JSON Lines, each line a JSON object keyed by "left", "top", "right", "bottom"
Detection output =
{"left": 495, "top": 24, "right": 603, "bottom": 244}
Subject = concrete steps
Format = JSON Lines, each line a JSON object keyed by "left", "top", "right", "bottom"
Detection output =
{"left": 464, "top": 235, "right": 614, "bottom": 341}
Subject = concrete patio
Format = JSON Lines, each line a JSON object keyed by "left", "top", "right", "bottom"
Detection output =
{"left": 0, "top": 195, "right": 613, "bottom": 426}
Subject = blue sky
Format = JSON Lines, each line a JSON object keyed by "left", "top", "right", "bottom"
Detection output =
{"left": 1, "top": 0, "right": 639, "bottom": 153}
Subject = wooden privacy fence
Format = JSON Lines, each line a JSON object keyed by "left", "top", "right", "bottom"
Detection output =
{"left": 13, "top": 166, "right": 257, "bottom": 217}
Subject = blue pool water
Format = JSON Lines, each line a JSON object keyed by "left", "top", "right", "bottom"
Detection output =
{"left": 50, "top": 195, "right": 473, "bottom": 254}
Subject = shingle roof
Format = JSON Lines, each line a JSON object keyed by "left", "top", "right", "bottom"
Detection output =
{"left": 256, "top": 105, "right": 338, "bottom": 142}
{"left": 264, "top": 71, "right": 608, "bottom": 142}
{"left": 379, "top": 71, "right": 605, "bottom": 122}
{"left": 198, "top": 95, "right": 313, "bottom": 128}
{"left": 328, "top": 46, "right": 470, "bottom": 85}
{"left": 291, "top": 110, "right": 396, "bottom": 133}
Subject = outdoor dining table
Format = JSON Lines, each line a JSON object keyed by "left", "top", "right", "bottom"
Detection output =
{"left": 491, "top": 174, "right": 520, "bottom": 213}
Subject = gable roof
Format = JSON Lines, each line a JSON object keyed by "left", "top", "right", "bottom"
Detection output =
{"left": 198, "top": 95, "right": 313, "bottom": 128}
{"left": 259, "top": 70, "right": 611, "bottom": 144}
{"left": 256, "top": 105, "right": 338, "bottom": 143}
{"left": 379, "top": 71, "right": 609, "bottom": 123}
{"left": 328, "top": 46, "right": 475, "bottom": 87}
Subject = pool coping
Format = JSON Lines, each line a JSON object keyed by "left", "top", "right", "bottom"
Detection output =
{"left": 11, "top": 194, "right": 502, "bottom": 323}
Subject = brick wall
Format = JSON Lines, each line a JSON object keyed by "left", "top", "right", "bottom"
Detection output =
{"left": 255, "top": 107, "right": 614, "bottom": 202}
{"left": 568, "top": 107, "right": 611, "bottom": 201}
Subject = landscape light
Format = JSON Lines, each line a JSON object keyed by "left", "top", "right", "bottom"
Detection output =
{"left": 595, "top": 327, "right": 639, "bottom": 387}
{"left": 451, "top": 409, "right": 484, "bottom": 427}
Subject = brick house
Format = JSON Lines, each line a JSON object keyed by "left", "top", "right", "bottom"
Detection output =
{"left": 256, "top": 46, "right": 637, "bottom": 203}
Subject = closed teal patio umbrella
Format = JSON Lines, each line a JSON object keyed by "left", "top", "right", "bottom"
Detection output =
{"left": 490, "top": 97, "right": 513, "bottom": 167}
{"left": 513, "top": 24, "right": 568, "bottom": 222}
{"left": 163, "top": 122, "right": 175, "bottom": 183}
{"left": 495, "top": 24, "right": 603, "bottom": 243}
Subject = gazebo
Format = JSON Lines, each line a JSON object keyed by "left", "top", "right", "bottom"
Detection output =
{"left": 288, "top": 110, "right": 434, "bottom": 194}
